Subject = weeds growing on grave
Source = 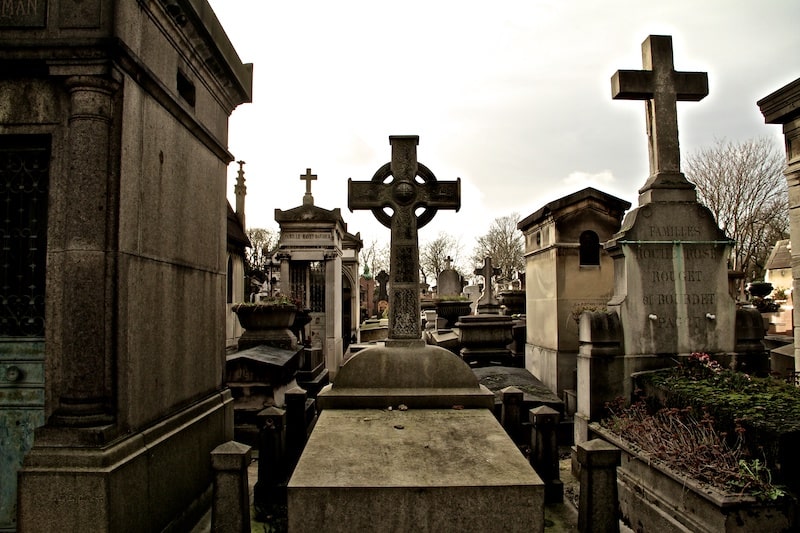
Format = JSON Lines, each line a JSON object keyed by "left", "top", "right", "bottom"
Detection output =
{"left": 601, "top": 397, "right": 786, "bottom": 501}
{"left": 601, "top": 351, "right": 798, "bottom": 502}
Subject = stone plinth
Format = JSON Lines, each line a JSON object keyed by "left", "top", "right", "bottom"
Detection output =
{"left": 288, "top": 408, "right": 544, "bottom": 533}
{"left": 456, "top": 314, "right": 514, "bottom": 366}
{"left": 317, "top": 343, "right": 494, "bottom": 409}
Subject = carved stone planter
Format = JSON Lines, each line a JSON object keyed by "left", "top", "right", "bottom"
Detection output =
{"left": 497, "top": 289, "right": 525, "bottom": 316}
{"left": 590, "top": 424, "right": 796, "bottom": 533}
{"left": 233, "top": 304, "right": 298, "bottom": 350}
{"left": 434, "top": 299, "right": 472, "bottom": 328}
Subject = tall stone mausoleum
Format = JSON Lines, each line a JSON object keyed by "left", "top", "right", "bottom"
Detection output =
{"left": 0, "top": 1, "right": 252, "bottom": 531}
{"left": 518, "top": 188, "right": 630, "bottom": 399}
{"left": 275, "top": 170, "right": 362, "bottom": 379}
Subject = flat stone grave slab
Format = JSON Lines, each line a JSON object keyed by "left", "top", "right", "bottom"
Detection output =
{"left": 474, "top": 366, "right": 564, "bottom": 414}
{"left": 288, "top": 408, "right": 544, "bottom": 532}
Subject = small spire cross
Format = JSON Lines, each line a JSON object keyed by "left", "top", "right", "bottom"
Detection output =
{"left": 300, "top": 168, "right": 317, "bottom": 205}
{"left": 611, "top": 35, "right": 708, "bottom": 189}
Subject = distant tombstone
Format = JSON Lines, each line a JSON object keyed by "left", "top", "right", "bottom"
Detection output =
{"left": 463, "top": 284, "right": 481, "bottom": 314}
{"left": 437, "top": 256, "right": 462, "bottom": 297}
{"left": 375, "top": 269, "right": 389, "bottom": 302}
{"left": 474, "top": 256, "right": 502, "bottom": 314}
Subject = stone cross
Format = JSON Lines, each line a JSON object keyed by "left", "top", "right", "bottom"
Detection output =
{"left": 300, "top": 168, "right": 317, "bottom": 205}
{"left": 474, "top": 256, "right": 501, "bottom": 311}
{"left": 349, "top": 135, "right": 460, "bottom": 343}
{"left": 611, "top": 35, "right": 708, "bottom": 191}
{"left": 375, "top": 270, "right": 389, "bottom": 302}
{"left": 444, "top": 256, "right": 453, "bottom": 270}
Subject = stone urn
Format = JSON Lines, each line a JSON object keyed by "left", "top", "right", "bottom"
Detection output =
{"left": 497, "top": 289, "right": 525, "bottom": 316}
{"left": 232, "top": 302, "right": 298, "bottom": 350}
{"left": 435, "top": 298, "right": 473, "bottom": 329}
{"left": 748, "top": 281, "right": 773, "bottom": 299}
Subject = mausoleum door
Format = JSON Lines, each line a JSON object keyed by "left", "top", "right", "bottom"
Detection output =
{"left": 0, "top": 135, "right": 49, "bottom": 530}
{"left": 342, "top": 281, "right": 352, "bottom": 351}
{"left": 290, "top": 261, "right": 327, "bottom": 346}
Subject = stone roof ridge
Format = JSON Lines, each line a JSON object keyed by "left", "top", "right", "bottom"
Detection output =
{"left": 518, "top": 187, "right": 631, "bottom": 230}
{"left": 765, "top": 239, "right": 791, "bottom": 270}
{"left": 274, "top": 203, "right": 347, "bottom": 228}
{"left": 227, "top": 201, "right": 250, "bottom": 249}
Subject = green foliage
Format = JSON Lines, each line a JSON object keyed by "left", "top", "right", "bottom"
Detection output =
{"left": 645, "top": 353, "right": 800, "bottom": 436}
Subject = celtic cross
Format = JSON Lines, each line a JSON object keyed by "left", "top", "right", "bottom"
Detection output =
{"left": 349, "top": 136, "right": 460, "bottom": 344}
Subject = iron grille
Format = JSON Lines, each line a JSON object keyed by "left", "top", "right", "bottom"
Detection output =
{"left": 0, "top": 136, "right": 49, "bottom": 337}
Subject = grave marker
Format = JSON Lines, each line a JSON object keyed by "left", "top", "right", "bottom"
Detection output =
{"left": 612, "top": 34, "right": 708, "bottom": 199}
{"left": 300, "top": 168, "right": 317, "bottom": 205}
{"left": 349, "top": 135, "right": 460, "bottom": 343}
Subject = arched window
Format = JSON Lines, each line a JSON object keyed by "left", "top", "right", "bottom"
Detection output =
{"left": 579, "top": 230, "right": 600, "bottom": 266}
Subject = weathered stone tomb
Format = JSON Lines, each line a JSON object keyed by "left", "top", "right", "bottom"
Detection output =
{"left": 288, "top": 136, "right": 544, "bottom": 532}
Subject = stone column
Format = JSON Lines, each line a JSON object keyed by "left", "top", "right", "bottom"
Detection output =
{"left": 324, "top": 251, "right": 343, "bottom": 375}
{"left": 277, "top": 253, "right": 291, "bottom": 297}
{"left": 285, "top": 387, "right": 310, "bottom": 474}
{"left": 758, "top": 79, "right": 800, "bottom": 373}
{"left": 500, "top": 386, "right": 524, "bottom": 444}
{"left": 577, "top": 439, "right": 621, "bottom": 533}
{"left": 254, "top": 407, "right": 286, "bottom": 512}
{"left": 50, "top": 75, "right": 119, "bottom": 429}
{"left": 530, "top": 405, "right": 563, "bottom": 503}
{"left": 211, "top": 441, "right": 252, "bottom": 533}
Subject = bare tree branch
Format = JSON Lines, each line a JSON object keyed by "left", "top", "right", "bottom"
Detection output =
{"left": 684, "top": 137, "right": 788, "bottom": 284}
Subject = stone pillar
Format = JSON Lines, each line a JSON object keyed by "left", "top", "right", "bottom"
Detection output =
{"left": 500, "top": 386, "right": 524, "bottom": 444}
{"left": 284, "top": 387, "right": 310, "bottom": 473}
{"left": 211, "top": 441, "right": 252, "bottom": 533}
{"left": 277, "top": 253, "right": 291, "bottom": 297}
{"left": 577, "top": 439, "right": 621, "bottom": 533}
{"left": 50, "top": 75, "right": 119, "bottom": 429}
{"left": 254, "top": 406, "right": 287, "bottom": 512}
{"left": 758, "top": 78, "right": 800, "bottom": 372}
{"left": 530, "top": 405, "right": 563, "bottom": 503}
{"left": 575, "top": 311, "right": 623, "bottom": 446}
{"left": 324, "top": 251, "right": 343, "bottom": 375}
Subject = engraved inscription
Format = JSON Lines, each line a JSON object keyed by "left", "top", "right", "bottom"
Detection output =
{"left": 0, "top": 0, "right": 46, "bottom": 27}
{"left": 394, "top": 247, "right": 414, "bottom": 282}
{"left": 648, "top": 225, "right": 700, "bottom": 238}
{"left": 392, "top": 289, "right": 417, "bottom": 337}
{"left": 635, "top": 247, "right": 717, "bottom": 260}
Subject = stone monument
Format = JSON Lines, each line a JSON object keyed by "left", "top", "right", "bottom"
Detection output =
{"left": 517, "top": 187, "right": 631, "bottom": 399}
{"left": 273, "top": 168, "right": 363, "bottom": 379}
{"left": 576, "top": 35, "right": 762, "bottom": 446}
{"left": 287, "top": 136, "right": 543, "bottom": 532}
{"left": 457, "top": 256, "right": 515, "bottom": 366}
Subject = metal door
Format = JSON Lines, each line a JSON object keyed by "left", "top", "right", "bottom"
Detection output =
{"left": 0, "top": 136, "right": 49, "bottom": 531}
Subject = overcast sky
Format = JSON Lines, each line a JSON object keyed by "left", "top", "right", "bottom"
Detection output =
{"left": 208, "top": 0, "right": 799, "bottom": 256}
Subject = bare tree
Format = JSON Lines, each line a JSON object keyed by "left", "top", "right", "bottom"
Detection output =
{"left": 245, "top": 227, "right": 279, "bottom": 279}
{"left": 359, "top": 239, "right": 390, "bottom": 279}
{"left": 419, "top": 232, "right": 463, "bottom": 286}
{"left": 684, "top": 137, "right": 788, "bottom": 285}
{"left": 471, "top": 213, "right": 525, "bottom": 284}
